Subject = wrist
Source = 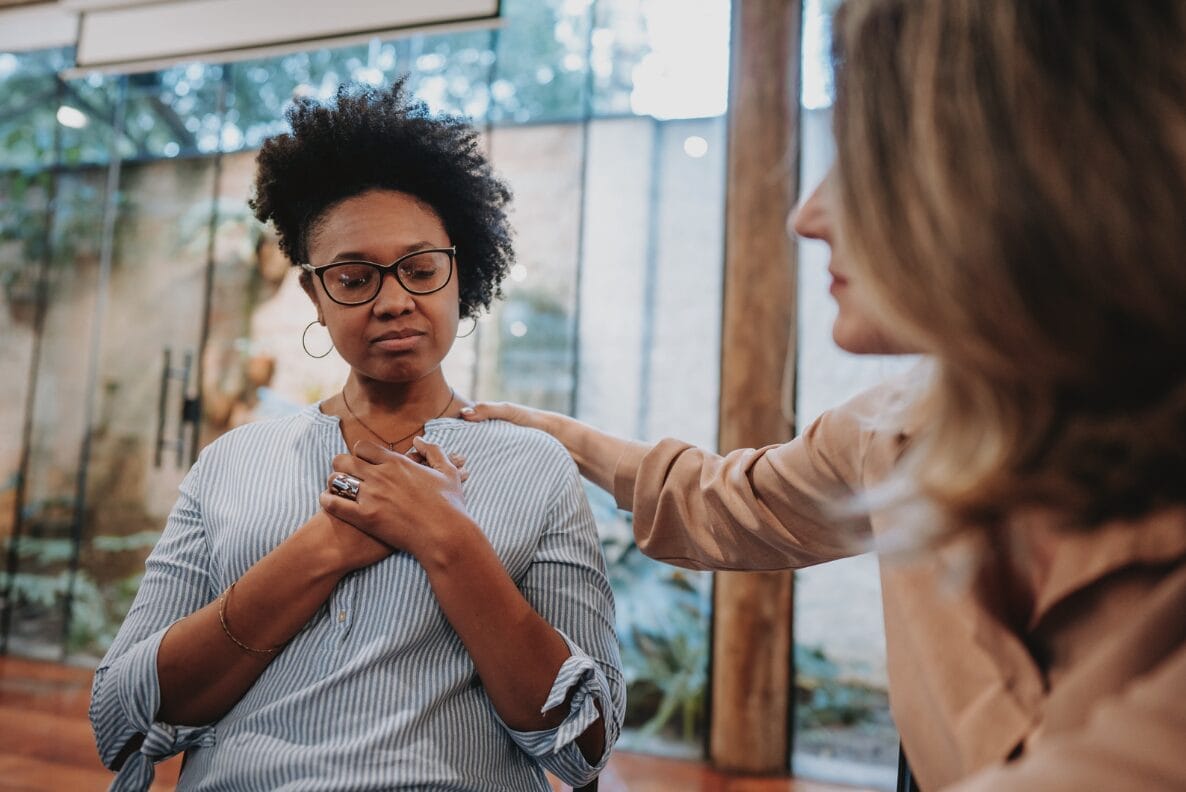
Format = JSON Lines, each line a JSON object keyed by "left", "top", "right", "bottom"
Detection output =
{"left": 412, "top": 513, "right": 486, "bottom": 574}
{"left": 537, "top": 408, "right": 568, "bottom": 438}
{"left": 293, "top": 512, "right": 356, "bottom": 580}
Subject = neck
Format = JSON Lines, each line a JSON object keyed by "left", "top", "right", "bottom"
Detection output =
{"left": 344, "top": 370, "right": 452, "bottom": 417}
{"left": 337, "top": 371, "right": 457, "bottom": 452}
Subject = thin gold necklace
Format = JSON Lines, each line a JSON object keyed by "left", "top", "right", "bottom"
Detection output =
{"left": 341, "top": 387, "right": 455, "bottom": 450}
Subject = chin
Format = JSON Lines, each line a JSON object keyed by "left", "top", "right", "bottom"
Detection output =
{"left": 832, "top": 322, "right": 894, "bottom": 356}
{"left": 355, "top": 355, "right": 433, "bottom": 384}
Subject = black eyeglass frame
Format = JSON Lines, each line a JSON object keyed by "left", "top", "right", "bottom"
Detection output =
{"left": 300, "top": 245, "right": 456, "bottom": 306}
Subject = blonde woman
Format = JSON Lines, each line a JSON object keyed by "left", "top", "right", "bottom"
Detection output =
{"left": 466, "top": 1, "right": 1186, "bottom": 789}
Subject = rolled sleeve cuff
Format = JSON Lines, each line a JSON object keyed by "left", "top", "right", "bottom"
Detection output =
{"left": 612, "top": 440, "right": 661, "bottom": 511}
{"left": 92, "top": 627, "right": 215, "bottom": 791}
{"left": 500, "top": 633, "right": 618, "bottom": 786}
{"left": 108, "top": 720, "right": 214, "bottom": 792}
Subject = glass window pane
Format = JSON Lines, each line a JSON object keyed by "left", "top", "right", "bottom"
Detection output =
{"left": 57, "top": 73, "right": 126, "bottom": 167}
{"left": 122, "top": 64, "right": 227, "bottom": 159}
{"left": 0, "top": 48, "right": 72, "bottom": 171}
{"left": 0, "top": 169, "right": 53, "bottom": 651}
{"left": 792, "top": 0, "right": 914, "bottom": 787}
{"left": 488, "top": 0, "right": 593, "bottom": 124}
{"left": 4, "top": 169, "right": 107, "bottom": 658}
{"left": 200, "top": 149, "right": 343, "bottom": 443}
{"left": 225, "top": 44, "right": 377, "bottom": 153}
{"left": 595, "top": 0, "right": 730, "bottom": 120}
{"left": 385, "top": 32, "right": 499, "bottom": 120}
{"left": 476, "top": 122, "right": 582, "bottom": 410}
{"left": 72, "top": 156, "right": 218, "bottom": 660}
{"left": 576, "top": 115, "right": 725, "bottom": 756}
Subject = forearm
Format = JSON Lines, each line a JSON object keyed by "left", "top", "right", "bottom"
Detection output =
{"left": 156, "top": 514, "right": 348, "bottom": 725}
{"left": 417, "top": 519, "right": 605, "bottom": 759}
{"left": 534, "top": 411, "right": 650, "bottom": 495}
{"left": 462, "top": 403, "right": 651, "bottom": 495}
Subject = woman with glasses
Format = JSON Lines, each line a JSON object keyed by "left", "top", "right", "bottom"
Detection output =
{"left": 90, "top": 80, "right": 623, "bottom": 792}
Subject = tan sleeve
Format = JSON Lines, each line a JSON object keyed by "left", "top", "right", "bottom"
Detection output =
{"left": 943, "top": 644, "right": 1186, "bottom": 792}
{"left": 612, "top": 383, "right": 899, "bottom": 571}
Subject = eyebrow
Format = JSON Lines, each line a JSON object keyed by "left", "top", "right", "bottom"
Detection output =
{"left": 326, "top": 241, "right": 445, "bottom": 263}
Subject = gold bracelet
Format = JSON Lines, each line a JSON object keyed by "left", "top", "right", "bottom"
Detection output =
{"left": 218, "top": 582, "right": 283, "bottom": 655}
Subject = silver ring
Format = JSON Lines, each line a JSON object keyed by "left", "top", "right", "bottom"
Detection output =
{"left": 329, "top": 473, "right": 362, "bottom": 501}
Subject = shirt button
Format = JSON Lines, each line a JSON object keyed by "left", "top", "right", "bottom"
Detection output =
{"left": 337, "top": 610, "right": 347, "bottom": 623}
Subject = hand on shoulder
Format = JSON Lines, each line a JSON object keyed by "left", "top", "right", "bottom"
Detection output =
{"left": 460, "top": 401, "right": 550, "bottom": 431}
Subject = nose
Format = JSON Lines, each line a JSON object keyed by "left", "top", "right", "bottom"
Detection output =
{"left": 789, "top": 174, "right": 831, "bottom": 243}
{"left": 371, "top": 269, "right": 416, "bottom": 316}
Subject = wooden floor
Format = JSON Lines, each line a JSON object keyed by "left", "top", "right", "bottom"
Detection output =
{"left": 0, "top": 656, "right": 868, "bottom": 792}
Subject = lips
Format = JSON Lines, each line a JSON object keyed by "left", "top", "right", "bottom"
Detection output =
{"left": 370, "top": 328, "right": 425, "bottom": 352}
{"left": 372, "top": 328, "right": 424, "bottom": 342}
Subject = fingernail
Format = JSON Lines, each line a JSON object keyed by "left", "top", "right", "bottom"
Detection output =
{"left": 460, "top": 406, "right": 474, "bottom": 416}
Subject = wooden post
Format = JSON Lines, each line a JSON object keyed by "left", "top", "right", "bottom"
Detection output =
{"left": 710, "top": 0, "right": 801, "bottom": 774}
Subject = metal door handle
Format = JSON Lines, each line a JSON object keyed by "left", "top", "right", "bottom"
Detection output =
{"left": 154, "top": 347, "right": 195, "bottom": 468}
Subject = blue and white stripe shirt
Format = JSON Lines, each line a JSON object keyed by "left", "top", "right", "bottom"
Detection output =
{"left": 90, "top": 406, "right": 625, "bottom": 791}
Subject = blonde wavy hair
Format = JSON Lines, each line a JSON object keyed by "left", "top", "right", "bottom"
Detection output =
{"left": 832, "top": 0, "right": 1186, "bottom": 530}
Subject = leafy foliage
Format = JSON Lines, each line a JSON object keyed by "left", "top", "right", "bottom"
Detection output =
{"left": 795, "top": 643, "right": 888, "bottom": 728}
{"left": 587, "top": 484, "right": 710, "bottom": 745}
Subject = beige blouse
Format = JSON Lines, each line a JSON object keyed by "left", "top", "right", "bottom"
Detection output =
{"left": 613, "top": 379, "right": 1186, "bottom": 791}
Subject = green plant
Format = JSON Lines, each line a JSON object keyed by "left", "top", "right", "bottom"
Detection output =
{"left": 587, "top": 485, "right": 711, "bottom": 745}
{"left": 794, "top": 643, "right": 889, "bottom": 729}
{"left": 1, "top": 524, "right": 160, "bottom": 656}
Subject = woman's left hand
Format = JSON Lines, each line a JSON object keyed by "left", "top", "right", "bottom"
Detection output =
{"left": 319, "top": 437, "right": 472, "bottom": 557}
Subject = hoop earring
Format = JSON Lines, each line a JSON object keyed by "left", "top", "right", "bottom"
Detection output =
{"left": 302, "top": 320, "right": 334, "bottom": 359}
{"left": 456, "top": 316, "right": 478, "bottom": 339}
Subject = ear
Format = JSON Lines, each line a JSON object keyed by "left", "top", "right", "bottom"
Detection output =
{"left": 299, "top": 270, "right": 323, "bottom": 321}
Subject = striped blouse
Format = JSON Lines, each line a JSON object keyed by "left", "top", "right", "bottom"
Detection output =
{"left": 90, "top": 406, "right": 625, "bottom": 791}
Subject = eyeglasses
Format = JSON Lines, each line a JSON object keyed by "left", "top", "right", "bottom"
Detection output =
{"left": 300, "top": 246, "right": 456, "bottom": 306}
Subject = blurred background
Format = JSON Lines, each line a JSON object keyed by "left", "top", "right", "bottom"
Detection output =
{"left": 0, "top": 0, "right": 912, "bottom": 787}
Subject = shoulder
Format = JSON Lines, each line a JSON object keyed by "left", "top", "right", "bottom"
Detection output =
{"left": 475, "top": 418, "right": 572, "bottom": 455}
{"left": 827, "top": 363, "right": 923, "bottom": 429}
{"left": 198, "top": 405, "right": 329, "bottom": 464}
{"left": 808, "top": 362, "right": 924, "bottom": 459}
{"left": 431, "top": 418, "right": 579, "bottom": 484}
{"left": 797, "top": 362, "right": 925, "bottom": 486}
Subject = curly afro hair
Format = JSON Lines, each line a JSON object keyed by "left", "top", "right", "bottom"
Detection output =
{"left": 250, "top": 78, "right": 513, "bottom": 319}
